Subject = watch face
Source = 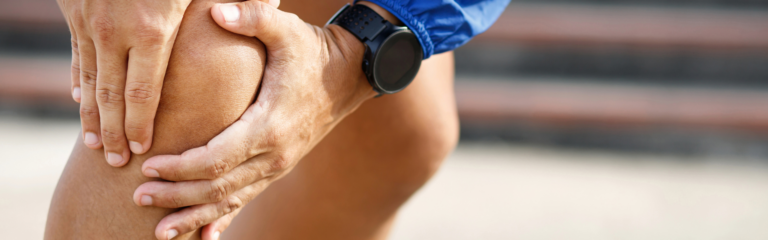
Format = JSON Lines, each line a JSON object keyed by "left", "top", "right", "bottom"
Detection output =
{"left": 373, "top": 30, "right": 423, "bottom": 93}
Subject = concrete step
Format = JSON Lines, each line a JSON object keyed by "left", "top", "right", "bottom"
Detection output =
{"left": 4, "top": 55, "right": 768, "bottom": 133}
{"left": 456, "top": 77, "right": 768, "bottom": 133}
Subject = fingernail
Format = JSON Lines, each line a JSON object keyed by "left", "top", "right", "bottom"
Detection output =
{"left": 212, "top": 231, "right": 221, "bottom": 240}
{"left": 219, "top": 4, "right": 240, "bottom": 23}
{"left": 84, "top": 132, "right": 99, "bottom": 146}
{"left": 107, "top": 152, "right": 124, "bottom": 166}
{"left": 129, "top": 141, "right": 144, "bottom": 154}
{"left": 167, "top": 229, "right": 178, "bottom": 240}
{"left": 144, "top": 168, "right": 160, "bottom": 178}
{"left": 140, "top": 195, "right": 153, "bottom": 206}
{"left": 72, "top": 87, "right": 81, "bottom": 101}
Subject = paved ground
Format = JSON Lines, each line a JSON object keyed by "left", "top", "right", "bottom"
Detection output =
{"left": 2, "top": 114, "right": 768, "bottom": 239}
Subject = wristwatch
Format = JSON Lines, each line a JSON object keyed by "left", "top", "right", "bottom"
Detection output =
{"left": 327, "top": 3, "right": 423, "bottom": 95}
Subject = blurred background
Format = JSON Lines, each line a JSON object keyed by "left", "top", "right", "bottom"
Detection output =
{"left": 2, "top": 0, "right": 768, "bottom": 239}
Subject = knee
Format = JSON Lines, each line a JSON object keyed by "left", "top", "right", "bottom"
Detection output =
{"left": 388, "top": 113, "right": 459, "bottom": 192}
{"left": 415, "top": 119, "right": 459, "bottom": 178}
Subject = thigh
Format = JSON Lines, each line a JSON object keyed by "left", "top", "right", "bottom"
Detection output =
{"left": 44, "top": 0, "right": 265, "bottom": 239}
{"left": 223, "top": 52, "right": 459, "bottom": 240}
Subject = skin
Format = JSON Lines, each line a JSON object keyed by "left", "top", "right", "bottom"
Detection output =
{"left": 57, "top": 0, "right": 193, "bottom": 165}
{"left": 221, "top": 51, "right": 458, "bottom": 240}
{"left": 47, "top": 0, "right": 459, "bottom": 239}
{"left": 131, "top": 2, "right": 382, "bottom": 237}
{"left": 45, "top": 0, "right": 265, "bottom": 239}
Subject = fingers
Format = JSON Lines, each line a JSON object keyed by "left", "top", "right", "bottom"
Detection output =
{"left": 142, "top": 118, "right": 262, "bottom": 181}
{"left": 67, "top": 22, "right": 82, "bottom": 103}
{"left": 94, "top": 43, "right": 131, "bottom": 167}
{"left": 211, "top": 0, "right": 301, "bottom": 49}
{"left": 123, "top": 45, "right": 171, "bottom": 155}
{"left": 71, "top": 44, "right": 82, "bottom": 103}
{"left": 201, "top": 209, "right": 240, "bottom": 240}
{"left": 77, "top": 38, "right": 103, "bottom": 149}
{"left": 155, "top": 182, "right": 267, "bottom": 240}
{"left": 57, "top": 0, "right": 81, "bottom": 103}
{"left": 135, "top": 156, "right": 273, "bottom": 208}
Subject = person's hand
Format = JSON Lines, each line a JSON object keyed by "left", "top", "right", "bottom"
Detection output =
{"left": 56, "top": 0, "right": 193, "bottom": 166}
{"left": 131, "top": 1, "right": 381, "bottom": 239}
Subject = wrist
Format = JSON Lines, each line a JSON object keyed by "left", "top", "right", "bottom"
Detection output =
{"left": 324, "top": 24, "right": 378, "bottom": 100}
{"left": 326, "top": 2, "right": 420, "bottom": 97}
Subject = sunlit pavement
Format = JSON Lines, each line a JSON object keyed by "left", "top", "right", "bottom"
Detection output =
{"left": 2, "top": 115, "right": 768, "bottom": 240}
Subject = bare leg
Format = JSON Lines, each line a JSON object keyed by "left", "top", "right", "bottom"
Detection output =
{"left": 223, "top": 51, "right": 459, "bottom": 239}
{"left": 220, "top": 1, "right": 459, "bottom": 239}
{"left": 44, "top": 0, "right": 265, "bottom": 239}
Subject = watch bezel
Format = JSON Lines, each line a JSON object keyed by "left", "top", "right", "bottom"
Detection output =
{"left": 369, "top": 29, "right": 423, "bottom": 94}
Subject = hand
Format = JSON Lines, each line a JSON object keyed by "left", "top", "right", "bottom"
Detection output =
{"left": 131, "top": 1, "right": 378, "bottom": 239}
{"left": 57, "top": 0, "right": 192, "bottom": 166}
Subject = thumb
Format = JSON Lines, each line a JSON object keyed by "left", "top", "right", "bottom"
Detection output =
{"left": 211, "top": 0, "right": 301, "bottom": 49}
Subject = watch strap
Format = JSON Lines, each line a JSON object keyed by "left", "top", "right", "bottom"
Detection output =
{"left": 331, "top": 4, "right": 389, "bottom": 42}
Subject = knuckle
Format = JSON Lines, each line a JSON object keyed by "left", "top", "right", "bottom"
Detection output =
{"left": 261, "top": 129, "right": 280, "bottom": 149}
{"left": 100, "top": 128, "right": 123, "bottom": 144}
{"left": 268, "top": 154, "right": 290, "bottom": 173}
{"left": 208, "top": 179, "right": 232, "bottom": 202}
{"left": 95, "top": 87, "right": 124, "bottom": 108}
{"left": 124, "top": 123, "right": 150, "bottom": 139}
{"left": 170, "top": 193, "right": 185, "bottom": 207}
{"left": 89, "top": 15, "right": 114, "bottom": 42}
{"left": 71, "top": 64, "right": 82, "bottom": 80}
{"left": 70, "top": 39, "right": 79, "bottom": 51}
{"left": 188, "top": 215, "right": 206, "bottom": 230}
{"left": 80, "top": 69, "right": 97, "bottom": 87}
{"left": 133, "top": 22, "right": 170, "bottom": 46}
{"left": 71, "top": 63, "right": 81, "bottom": 73}
{"left": 221, "top": 196, "right": 244, "bottom": 215}
{"left": 79, "top": 105, "right": 99, "bottom": 120}
{"left": 206, "top": 157, "right": 230, "bottom": 179}
{"left": 125, "top": 82, "right": 157, "bottom": 104}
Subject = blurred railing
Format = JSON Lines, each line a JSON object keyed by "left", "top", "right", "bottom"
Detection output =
{"left": 479, "top": 4, "right": 768, "bottom": 50}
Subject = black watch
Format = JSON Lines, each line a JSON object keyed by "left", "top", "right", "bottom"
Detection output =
{"left": 327, "top": 3, "right": 423, "bottom": 95}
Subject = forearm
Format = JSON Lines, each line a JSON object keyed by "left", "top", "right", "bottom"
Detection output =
{"left": 44, "top": 0, "right": 265, "bottom": 238}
